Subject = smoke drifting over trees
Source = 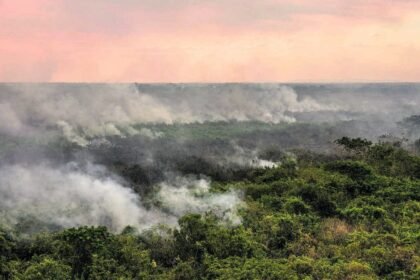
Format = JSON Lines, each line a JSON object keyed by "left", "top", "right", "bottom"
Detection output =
{"left": 1, "top": 83, "right": 419, "bottom": 279}
{"left": 0, "top": 84, "right": 325, "bottom": 138}
{"left": 0, "top": 83, "right": 419, "bottom": 233}
{"left": 1, "top": 83, "right": 419, "bottom": 140}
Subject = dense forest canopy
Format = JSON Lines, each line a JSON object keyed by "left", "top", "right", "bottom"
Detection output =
{"left": 0, "top": 84, "right": 419, "bottom": 279}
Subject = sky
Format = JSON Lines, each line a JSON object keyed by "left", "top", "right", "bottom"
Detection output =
{"left": 0, "top": 0, "right": 420, "bottom": 82}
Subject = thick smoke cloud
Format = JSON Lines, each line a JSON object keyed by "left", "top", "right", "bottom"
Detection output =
{"left": 0, "top": 163, "right": 242, "bottom": 232}
{"left": 0, "top": 84, "right": 330, "bottom": 144}
{"left": 0, "top": 163, "right": 144, "bottom": 232}
{"left": 1, "top": 83, "right": 419, "bottom": 145}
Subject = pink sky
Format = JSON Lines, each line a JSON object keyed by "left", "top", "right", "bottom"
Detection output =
{"left": 1, "top": 0, "right": 420, "bottom": 82}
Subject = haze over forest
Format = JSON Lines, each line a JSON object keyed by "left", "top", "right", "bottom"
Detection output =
{"left": 1, "top": 1, "right": 420, "bottom": 279}
{"left": 0, "top": 83, "right": 419, "bottom": 279}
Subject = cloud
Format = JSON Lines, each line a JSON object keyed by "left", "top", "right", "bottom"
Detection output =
{"left": 1, "top": 1, "right": 420, "bottom": 81}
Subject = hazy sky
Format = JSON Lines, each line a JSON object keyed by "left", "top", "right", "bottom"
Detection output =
{"left": 1, "top": 0, "right": 420, "bottom": 82}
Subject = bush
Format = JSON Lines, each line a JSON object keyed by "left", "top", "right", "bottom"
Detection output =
{"left": 325, "top": 160, "right": 373, "bottom": 181}
{"left": 23, "top": 258, "right": 71, "bottom": 280}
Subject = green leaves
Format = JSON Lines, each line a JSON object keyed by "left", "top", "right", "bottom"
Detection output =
{"left": 1, "top": 144, "right": 420, "bottom": 279}
{"left": 23, "top": 258, "right": 71, "bottom": 280}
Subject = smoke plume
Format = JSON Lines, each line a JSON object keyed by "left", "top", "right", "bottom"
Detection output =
{"left": 0, "top": 83, "right": 329, "bottom": 144}
{"left": 0, "top": 162, "right": 242, "bottom": 232}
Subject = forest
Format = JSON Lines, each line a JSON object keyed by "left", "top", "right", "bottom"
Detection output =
{"left": 1, "top": 135, "right": 419, "bottom": 279}
{"left": 0, "top": 83, "right": 419, "bottom": 279}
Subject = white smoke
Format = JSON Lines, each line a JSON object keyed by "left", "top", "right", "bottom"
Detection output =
{"left": 0, "top": 84, "right": 329, "bottom": 145}
{"left": 156, "top": 177, "right": 243, "bottom": 225}
{"left": 0, "top": 162, "right": 242, "bottom": 233}
{"left": 251, "top": 159, "right": 278, "bottom": 168}
{"left": 224, "top": 142, "right": 280, "bottom": 168}
{"left": 2, "top": 83, "right": 418, "bottom": 235}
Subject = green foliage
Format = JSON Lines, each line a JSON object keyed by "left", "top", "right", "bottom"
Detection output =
{"left": 284, "top": 197, "right": 310, "bottom": 214}
{"left": 23, "top": 258, "right": 71, "bottom": 280}
{"left": 366, "top": 143, "right": 420, "bottom": 179}
{"left": 59, "top": 226, "right": 112, "bottom": 279}
{"left": 295, "top": 184, "right": 337, "bottom": 217}
{"left": 325, "top": 160, "right": 373, "bottom": 181}
{"left": 174, "top": 214, "right": 256, "bottom": 263}
{"left": 134, "top": 121, "right": 289, "bottom": 141}
{"left": 252, "top": 161, "right": 298, "bottom": 183}
{"left": 205, "top": 256, "right": 298, "bottom": 280}
{"left": 1, "top": 139, "right": 419, "bottom": 279}
{"left": 335, "top": 137, "right": 372, "bottom": 155}
{"left": 172, "top": 260, "right": 197, "bottom": 280}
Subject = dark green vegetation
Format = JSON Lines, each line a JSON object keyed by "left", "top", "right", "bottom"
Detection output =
{"left": 1, "top": 137, "right": 419, "bottom": 280}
